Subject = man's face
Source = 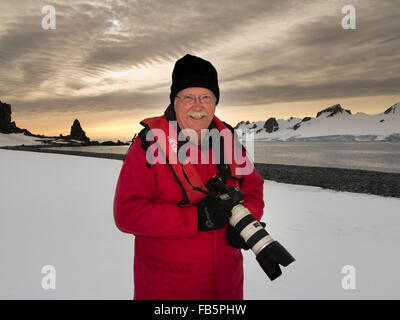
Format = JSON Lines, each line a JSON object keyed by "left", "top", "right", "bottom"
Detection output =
{"left": 173, "top": 87, "right": 216, "bottom": 134}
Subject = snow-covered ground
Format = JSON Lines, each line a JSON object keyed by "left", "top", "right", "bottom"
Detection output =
{"left": 1, "top": 149, "right": 399, "bottom": 299}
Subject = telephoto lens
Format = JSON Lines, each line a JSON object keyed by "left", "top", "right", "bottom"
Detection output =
{"left": 223, "top": 186, "right": 295, "bottom": 281}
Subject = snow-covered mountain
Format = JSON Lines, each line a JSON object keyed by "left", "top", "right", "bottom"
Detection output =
{"left": 235, "top": 102, "right": 400, "bottom": 142}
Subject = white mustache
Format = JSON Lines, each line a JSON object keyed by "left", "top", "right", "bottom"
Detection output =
{"left": 187, "top": 111, "right": 208, "bottom": 119}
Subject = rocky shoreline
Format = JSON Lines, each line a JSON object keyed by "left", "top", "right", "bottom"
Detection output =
{"left": 2, "top": 145, "right": 399, "bottom": 199}
{"left": 254, "top": 163, "right": 400, "bottom": 198}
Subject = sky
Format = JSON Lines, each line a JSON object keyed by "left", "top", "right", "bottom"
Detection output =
{"left": 0, "top": 0, "right": 399, "bottom": 141}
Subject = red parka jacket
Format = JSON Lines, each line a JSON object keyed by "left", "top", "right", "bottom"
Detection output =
{"left": 113, "top": 113, "right": 264, "bottom": 300}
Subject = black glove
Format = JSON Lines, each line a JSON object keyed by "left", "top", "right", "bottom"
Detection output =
{"left": 227, "top": 221, "right": 266, "bottom": 250}
{"left": 197, "top": 193, "right": 234, "bottom": 231}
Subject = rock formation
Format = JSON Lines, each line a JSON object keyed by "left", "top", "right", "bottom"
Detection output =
{"left": 384, "top": 102, "right": 399, "bottom": 115}
{"left": 316, "top": 104, "right": 352, "bottom": 118}
{"left": 0, "top": 100, "right": 12, "bottom": 133}
{"left": 263, "top": 117, "right": 279, "bottom": 133}
{"left": 234, "top": 120, "right": 250, "bottom": 129}
{"left": 0, "top": 100, "right": 31, "bottom": 134}
{"left": 69, "top": 119, "right": 90, "bottom": 142}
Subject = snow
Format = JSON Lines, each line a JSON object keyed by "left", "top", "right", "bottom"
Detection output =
{"left": 1, "top": 149, "right": 399, "bottom": 299}
{"left": 0, "top": 133, "right": 88, "bottom": 147}
{"left": 245, "top": 181, "right": 400, "bottom": 299}
{"left": 0, "top": 133, "right": 47, "bottom": 147}
{"left": 237, "top": 103, "right": 400, "bottom": 141}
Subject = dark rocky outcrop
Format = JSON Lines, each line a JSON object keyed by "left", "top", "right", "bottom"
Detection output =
{"left": 263, "top": 117, "right": 279, "bottom": 133}
{"left": 0, "top": 100, "right": 12, "bottom": 133}
{"left": 1, "top": 100, "right": 128, "bottom": 146}
{"left": 292, "top": 116, "right": 312, "bottom": 131}
{"left": 234, "top": 120, "right": 250, "bottom": 129}
{"left": 100, "top": 140, "right": 127, "bottom": 146}
{"left": 293, "top": 122, "right": 302, "bottom": 131}
{"left": 63, "top": 120, "right": 128, "bottom": 145}
{"left": 69, "top": 119, "right": 90, "bottom": 142}
{"left": 316, "top": 104, "right": 352, "bottom": 118}
{"left": 0, "top": 100, "right": 32, "bottom": 134}
{"left": 384, "top": 102, "right": 399, "bottom": 114}
{"left": 250, "top": 123, "right": 257, "bottom": 129}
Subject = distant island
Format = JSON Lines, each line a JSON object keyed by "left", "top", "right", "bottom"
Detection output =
{"left": 235, "top": 102, "right": 400, "bottom": 142}
{"left": 0, "top": 100, "right": 130, "bottom": 147}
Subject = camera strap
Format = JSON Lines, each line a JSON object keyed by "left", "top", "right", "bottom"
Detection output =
{"left": 139, "top": 115, "right": 244, "bottom": 206}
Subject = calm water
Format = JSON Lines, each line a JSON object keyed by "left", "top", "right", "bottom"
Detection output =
{"left": 48, "top": 141, "right": 400, "bottom": 173}
{"left": 248, "top": 141, "right": 400, "bottom": 173}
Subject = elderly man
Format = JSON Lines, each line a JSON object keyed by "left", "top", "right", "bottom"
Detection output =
{"left": 113, "top": 54, "right": 264, "bottom": 300}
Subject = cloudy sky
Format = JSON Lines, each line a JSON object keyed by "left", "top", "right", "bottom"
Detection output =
{"left": 0, "top": 0, "right": 399, "bottom": 141}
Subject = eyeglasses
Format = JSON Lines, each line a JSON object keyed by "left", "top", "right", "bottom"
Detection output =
{"left": 175, "top": 93, "right": 215, "bottom": 105}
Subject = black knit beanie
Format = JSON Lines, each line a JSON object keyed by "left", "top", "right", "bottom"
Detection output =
{"left": 170, "top": 54, "right": 220, "bottom": 105}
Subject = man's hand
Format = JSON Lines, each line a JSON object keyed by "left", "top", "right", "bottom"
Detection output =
{"left": 197, "top": 192, "right": 235, "bottom": 231}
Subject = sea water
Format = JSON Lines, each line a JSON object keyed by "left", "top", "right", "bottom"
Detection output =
{"left": 48, "top": 141, "right": 400, "bottom": 173}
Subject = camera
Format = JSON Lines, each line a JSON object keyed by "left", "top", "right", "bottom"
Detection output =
{"left": 221, "top": 186, "right": 295, "bottom": 281}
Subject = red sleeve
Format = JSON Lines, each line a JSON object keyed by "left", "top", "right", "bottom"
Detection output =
{"left": 113, "top": 138, "right": 198, "bottom": 238}
{"left": 238, "top": 154, "right": 265, "bottom": 222}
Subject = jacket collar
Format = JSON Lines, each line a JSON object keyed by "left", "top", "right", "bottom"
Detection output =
{"left": 164, "top": 103, "right": 176, "bottom": 121}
